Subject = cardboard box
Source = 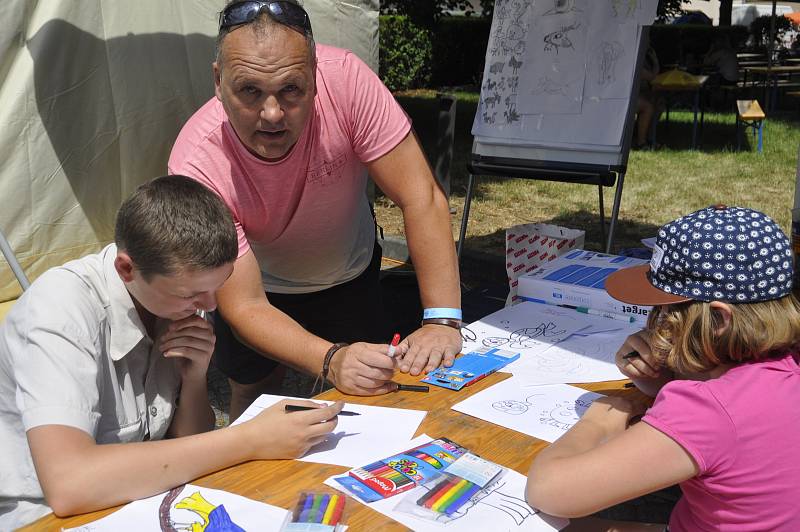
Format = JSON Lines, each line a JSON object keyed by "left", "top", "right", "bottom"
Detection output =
{"left": 517, "top": 250, "right": 651, "bottom": 325}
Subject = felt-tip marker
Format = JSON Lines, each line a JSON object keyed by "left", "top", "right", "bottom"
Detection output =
{"left": 622, "top": 351, "right": 640, "bottom": 360}
{"left": 284, "top": 404, "right": 360, "bottom": 416}
{"left": 387, "top": 333, "right": 401, "bottom": 357}
{"left": 395, "top": 384, "right": 430, "bottom": 393}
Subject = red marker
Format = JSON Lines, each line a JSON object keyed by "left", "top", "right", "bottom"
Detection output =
{"left": 387, "top": 333, "right": 401, "bottom": 357}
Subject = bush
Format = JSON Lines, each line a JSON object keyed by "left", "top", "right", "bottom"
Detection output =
{"left": 430, "top": 17, "right": 491, "bottom": 87}
{"left": 379, "top": 15, "right": 432, "bottom": 91}
{"left": 649, "top": 24, "right": 750, "bottom": 66}
{"left": 749, "top": 15, "right": 795, "bottom": 50}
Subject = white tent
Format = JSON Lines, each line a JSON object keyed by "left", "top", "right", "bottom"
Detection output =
{"left": 0, "top": 0, "right": 379, "bottom": 302}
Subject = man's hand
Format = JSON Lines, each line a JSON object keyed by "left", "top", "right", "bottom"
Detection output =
{"left": 615, "top": 330, "right": 672, "bottom": 397}
{"left": 242, "top": 399, "right": 343, "bottom": 459}
{"left": 397, "top": 324, "right": 462, "bottom": 375}
{"left": 158, "top": 314, "right": 215, "bottom": 383}
{"left": 579, "top": 396, "right": 646, "bottom": 442}
{"left": 329, "top": 343, "right": 397, "bottom": 396}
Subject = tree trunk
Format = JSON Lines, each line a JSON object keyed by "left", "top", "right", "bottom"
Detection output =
{"left": 719, "top": 0, "right": 733, "bottom": 27}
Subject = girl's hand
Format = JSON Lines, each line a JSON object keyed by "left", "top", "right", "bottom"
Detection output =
{"left": 615, "top": 330, "right": 662, "bottom": 380}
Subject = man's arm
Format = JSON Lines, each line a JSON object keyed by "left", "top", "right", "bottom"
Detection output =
{"left": 367, "top": 131, "right": 462, "bottom": 375}
{"left": 216, "top": 250, "right": 396, "bottom": 395}
{"left": 27, "top": 400, "right": 343, "bottom": 517}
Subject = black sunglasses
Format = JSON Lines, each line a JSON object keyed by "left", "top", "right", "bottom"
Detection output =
{"left": 219, "top": 1, "right": 313, "bottom": 36}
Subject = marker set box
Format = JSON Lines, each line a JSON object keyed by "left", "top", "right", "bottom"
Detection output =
{"left": 394, "top": 452, "right": 505, "bottom": 523}
{"left": 334, "top": 438, "right": 467, "bottom": 503}
{"left": 422, "top": 347, "right": 520, "bottom": 391}
{"left": 281, "top": 492, "right": 346, "bottom": 532}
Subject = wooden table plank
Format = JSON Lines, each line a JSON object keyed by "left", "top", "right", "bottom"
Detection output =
{"left": 22, "top": 371, "right": 645, "bottom": 531}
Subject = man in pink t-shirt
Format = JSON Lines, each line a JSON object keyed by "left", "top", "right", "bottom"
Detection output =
{"left": 169, "top": 1, "right": 462, "bottom": 418}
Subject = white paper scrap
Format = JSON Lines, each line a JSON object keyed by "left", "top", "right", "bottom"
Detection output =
{"left": 231, "top": 394, "right": 426, "bottom": 467}
{"left": 452, "top": 380, "right": 604, "bottom": 443}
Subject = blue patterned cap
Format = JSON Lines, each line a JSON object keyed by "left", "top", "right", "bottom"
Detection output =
{"left": 607, "top": 205, "right": 793, "bottom": 305}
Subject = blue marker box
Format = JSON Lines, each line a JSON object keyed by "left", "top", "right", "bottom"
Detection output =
{"left": 422, "top": 347, "right": 520, "bottom": 391}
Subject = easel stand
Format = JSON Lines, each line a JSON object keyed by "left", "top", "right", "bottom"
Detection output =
{"left": 457, "top": 156, "right": 624, "bottom": 259}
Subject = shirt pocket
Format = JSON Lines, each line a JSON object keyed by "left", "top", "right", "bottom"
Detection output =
{"left": 96, "top": 412, "right": 148, "bottom": 444}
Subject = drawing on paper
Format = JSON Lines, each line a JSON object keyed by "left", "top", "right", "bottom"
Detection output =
{"left": 543, "top": 0, "right": 582, "bottom": 16}
{"left": 539, "top": 397, "right": 594, "bottom": 430}
{"left": 503, "top": 102, "right": 521, "bottom": 124}
{"left": 596, "top": 41, "right": 624, "bottom": 85}
{"left": 611, "top": 0, "right": 640, "bottom": 18}
{"left": 481, "top": 322, "right": 568, "bottom": 350}
{"left": 531, "top": 76, "right": 569, "bottom": 96}
{"left": 449, "top": 479, "right": 540, "bottom": 526}
{"left": 492, "top": 392, "right": 545, "bottom": 415}
{"left": 159, "top": 486, "right": 245, "bottom": 532}
{"left": 508, "top": 56, "right": 523, "bottom": 75}
{"left": 543, "top": 22, "right": 581, "bottom": 54}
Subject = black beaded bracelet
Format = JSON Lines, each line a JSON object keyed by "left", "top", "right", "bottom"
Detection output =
{"left": 321, "top": 342, "right": 349, "bottom": 384}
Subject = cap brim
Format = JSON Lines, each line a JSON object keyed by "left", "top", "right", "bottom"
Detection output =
{"left": 605, "top": 264, "right": 692, "bottom": 306}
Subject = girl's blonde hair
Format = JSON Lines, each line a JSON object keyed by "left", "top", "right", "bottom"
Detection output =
{"left": 648, "top": 294, "right": 800, "bottom": 375}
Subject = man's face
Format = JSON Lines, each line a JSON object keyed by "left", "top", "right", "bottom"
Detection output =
{"left": 214, "top": 24, "right": 316, "bottom": 161}
{"left": 118, "top": 256, "right": 234, "bottom": 321}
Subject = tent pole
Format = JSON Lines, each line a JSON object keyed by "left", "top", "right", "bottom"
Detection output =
{"left": 0, "top": 229, "right": 30, "bottom": 291}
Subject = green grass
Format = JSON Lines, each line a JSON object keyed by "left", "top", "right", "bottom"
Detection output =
{"left": 375, "top": 91, "right": 800, "bottom": 256}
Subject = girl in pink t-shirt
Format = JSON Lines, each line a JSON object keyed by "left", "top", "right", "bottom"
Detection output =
{"left": 526, "top": 206, "right": 800, "bottom": 531}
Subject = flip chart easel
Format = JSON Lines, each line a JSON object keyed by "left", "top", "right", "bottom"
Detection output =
{"left": 460, "top": 0, "right": 657, "bottom": 257}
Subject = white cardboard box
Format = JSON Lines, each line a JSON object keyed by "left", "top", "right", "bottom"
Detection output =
{"left": 517, "top": 249, "right": 652, "bottom": 325}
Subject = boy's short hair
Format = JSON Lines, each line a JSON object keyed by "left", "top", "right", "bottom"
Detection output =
{"left": 115, "top": 175, "right": 238, "bottom": 279}
{"left": 648, "top": 296, "right": 800, "bottom": 374}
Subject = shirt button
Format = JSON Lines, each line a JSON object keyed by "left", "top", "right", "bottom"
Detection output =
{"left": 150, "top": 406, "right": 158, "bottom": 417}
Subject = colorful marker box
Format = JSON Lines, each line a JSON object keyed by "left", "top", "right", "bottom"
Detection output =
{"left": 334, "top": 438, "right": 468, "bottom": 503}
{"left": 281, "top": 492, "right": 346, "bottom": 532}
{"left": 398, "top": 452, "right": 504, "bottom": 522}
{"left": 422, "top": 347, "right": 520, "bottom": 391}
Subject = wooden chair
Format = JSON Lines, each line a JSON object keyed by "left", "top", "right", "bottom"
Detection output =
{"left": 735, "top": 99, "right": 765, "bottom": 153}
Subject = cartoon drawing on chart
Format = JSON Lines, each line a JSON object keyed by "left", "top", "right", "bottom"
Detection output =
{"left": 507, "top": 55, "right": 523, "bottom": 75}
{"left": 543, "top": 22, "right": 581, "bottom": 54}
{"left": 489, "top": 60, "right": 506, "bottom": 75}
{"left": 611, "top": 0, "right": 640, "bottom": 18}
{"left": 539, "top": 397, "right": 594, "bottom": 431}
{"left": 596, "top": 41, "right": 624, "bottom": 85}
{"left": 504, "top": 103, "right": 521, "bottom": 124}
{"left": 543, "top": 0, "right": 582, "bottom": 16}
{"left": 483, "top": 92, "right": 502, "bottom": 109}
{"left": 508, "top": 0, "right": 532, "bottom": 21}
{"left": 159, "top": 486, "right": 245, "bottom": 532}
{"left": 531, "top": 76, "right": 569, "bottom": 96}
{"left": 508, "top": 76, "right": 520, "bottom": 95}
{"left": 481, "top": 322, "right": 568, "bottom": 350}
{"left": 492, "top": 392, "right": 546, "bottom": 415}
{"left": 483, "top": 110, "right": 498, "bottom": 124}
{"left": 501, "top": 23, "right": 527, "bottom": 56}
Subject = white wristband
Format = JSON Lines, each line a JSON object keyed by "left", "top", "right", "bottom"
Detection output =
{"left": 423, "top": 307, "right": 462, "bottom": 320}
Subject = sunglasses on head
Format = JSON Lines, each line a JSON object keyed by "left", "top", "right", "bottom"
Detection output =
{"left": 219, "top": 1, "right": 313, "bottom": 36}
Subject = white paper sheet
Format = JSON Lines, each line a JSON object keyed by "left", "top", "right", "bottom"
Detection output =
{"left": 231, "top": 394, "right": 427, "bottom": 467}
{"left": 460, "top": 302, "right": 592, "bottom": 357}
{"left": 64, "top": 484, "right": 288, "bottom": 531}
{"left": 505, "top": 327, "right": 640, "bottom": 385}
{"left": 452, "top": 381, "right": 604, "bottom": 443}
{"left": 324, "top": 435, "right": 569, "bottom": 532}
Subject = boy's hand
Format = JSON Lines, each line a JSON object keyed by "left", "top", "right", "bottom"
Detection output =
{"left": 243, "top": 399, "right": 343, "bottom": 459}
{"left": 159, "top": 314, "right": 215, "bottom": 382}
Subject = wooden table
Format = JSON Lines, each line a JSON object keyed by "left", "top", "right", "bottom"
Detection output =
{"left": 651, "top": 74, "right": 709, "bottom": 150}
{"left": 23, "top": 373, "right": 645, "bottom": 531}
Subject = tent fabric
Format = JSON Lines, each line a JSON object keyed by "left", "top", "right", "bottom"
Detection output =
{"left": 0, "top": 0, "right": 378, "bottom": 303}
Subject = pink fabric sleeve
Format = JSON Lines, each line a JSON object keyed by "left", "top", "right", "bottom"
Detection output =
{"left": 642, "top": 380, "right": 736, "bottom": 475}
{"left": 342, "top": 51, "right": 412, "bottom": 163}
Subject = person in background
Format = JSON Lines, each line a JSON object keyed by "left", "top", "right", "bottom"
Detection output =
{"left": 526, "top": 205, "right": 800, "bottom": 531}
{"left": 634, "top": 46, "right": 662, "bottom": 149}
{"left": 0, "top": 176, "right": 342, "bottom": 528}
{"left": 169, "top": 0, "right": 462, "bottom": 419}
{"left": 703, "top": 35, "right": 739, "bottom": 86}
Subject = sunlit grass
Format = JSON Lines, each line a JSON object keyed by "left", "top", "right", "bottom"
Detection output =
{"left": 376, "top": 92, "right": 800, "bottom": 256}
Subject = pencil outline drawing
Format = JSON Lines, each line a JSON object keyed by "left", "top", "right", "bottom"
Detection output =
{"left": 531, "top": 76, "right": 570, "bottom": 96}
{"left": 543, "top": 22, "right": 581, "bottom": 54}
{"left": 597, "top": 41, "right": 624, "bottom": 85}
{"left": 543, "top": 0, "right": 582, "bottom": 16}
{"left": 611, "top": 0, "right": 640, "bottom": 18}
